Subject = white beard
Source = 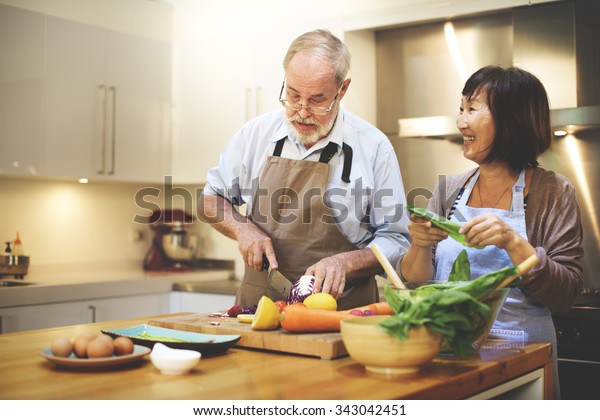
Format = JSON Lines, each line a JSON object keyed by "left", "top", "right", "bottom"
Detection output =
{"left": 287, "top": 113, "right": 337, "bottom": 146}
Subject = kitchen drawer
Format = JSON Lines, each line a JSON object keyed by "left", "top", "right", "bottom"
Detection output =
{"left": 0, "top": 292, "right": 171, "bottom": 334}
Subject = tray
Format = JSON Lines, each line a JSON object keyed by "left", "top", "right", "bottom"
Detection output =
{"left": 102, "top": 324, "right": 240, "bottom": 355}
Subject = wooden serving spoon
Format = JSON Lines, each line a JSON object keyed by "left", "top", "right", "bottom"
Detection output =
{"left": 480, "top": 253, "right": 540, "bottom": 301}
{"left": 371, "top": 243, "right": 407, "bottom": 290}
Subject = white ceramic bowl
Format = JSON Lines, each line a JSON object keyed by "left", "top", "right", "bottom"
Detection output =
{"left": 150, "top": 342, "right": 201, "bottom": 375}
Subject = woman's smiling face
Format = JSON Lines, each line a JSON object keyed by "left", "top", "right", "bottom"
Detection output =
{"left": 456, "top": 89, "right": 496, "bottom": 164}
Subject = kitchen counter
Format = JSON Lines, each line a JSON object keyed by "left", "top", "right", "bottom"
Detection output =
{"left": 0, "top": 260, "right": 237, "bottom": 308}
{"left": 172, "top": 279, "right": 240, "bottom": 295}
{"left": 0, "top": 314, "right": 554, "bottom": 400}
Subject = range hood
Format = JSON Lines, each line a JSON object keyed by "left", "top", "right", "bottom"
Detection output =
{"left": 551, "top": 105, "right": 600, "bottom": 135}
{"left": 393, "top": 0, "right": 600, "bottom": 139}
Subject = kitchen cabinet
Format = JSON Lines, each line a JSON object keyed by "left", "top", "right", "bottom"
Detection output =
{"left": 0, "top": 293, "right": 170, "bottom": 334}
{"left": 0, "top": 5, "right": 45, "bottom": 176}
{"left": 43, "top": 16, "right": 172, "bottom": 182}
{"left": 0, "top": 1, "right": 172, "bottom": 182}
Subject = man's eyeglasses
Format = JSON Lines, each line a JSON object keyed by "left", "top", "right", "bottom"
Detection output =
{"left": 278, "top": 80, "right": 342, "bottom": 116}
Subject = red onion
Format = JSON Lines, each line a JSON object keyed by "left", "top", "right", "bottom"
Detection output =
{"left": 287, "top": 275, "right": 315, "bottom": 304}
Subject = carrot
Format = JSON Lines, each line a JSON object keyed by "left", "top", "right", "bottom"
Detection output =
{"left": 280, "top": 304, "right": 353, "bottom": 332}
{"left": 341, "top": 301, "right": 394, "bottom": 315}
{"left": 280, "top": 301, "right": 395, "bottom": 333}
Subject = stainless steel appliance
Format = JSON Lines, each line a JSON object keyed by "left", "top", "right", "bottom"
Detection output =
{"left": 143, "top": 209, "right": 198, "bottom": 272}
{"left": 552, "top": 301, "right": 600, "bottom": 399}
{"left": 375, "top": 0, "right": 600, "bottom": 399}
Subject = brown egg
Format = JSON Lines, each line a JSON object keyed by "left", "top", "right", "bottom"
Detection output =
{"left": 50, "top": 337, "right": 73, "bottom": 357}
{"left": 73, "top": 335, "right": 93, "bottom": 358}
{"left": 78, "top": 331, "right": 97, "bottom": 340}
{"left": 86, "top": 337, "right": 114, "bottom": 358}
{"left": 97, "top": 334, "right": 115, "bottom": 352}
{"left": 113, "top": 337, "right": 134, "bottom": 356}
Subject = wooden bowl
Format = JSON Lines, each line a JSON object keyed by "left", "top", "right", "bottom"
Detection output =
{"left": 340, "top": 315, "right": 442, "bottom": 376}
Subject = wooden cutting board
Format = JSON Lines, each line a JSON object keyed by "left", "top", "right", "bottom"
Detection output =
{"left": 148, "top": 313, "right": 347, "bottom": 359}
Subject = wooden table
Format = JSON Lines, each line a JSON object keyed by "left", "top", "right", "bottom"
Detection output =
{"left": 0, "top": 313, "right": 553, "bottom": 400}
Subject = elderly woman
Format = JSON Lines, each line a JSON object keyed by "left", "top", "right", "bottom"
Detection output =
{"left": 398, "top": 65, "right": 584, "bottom": 399}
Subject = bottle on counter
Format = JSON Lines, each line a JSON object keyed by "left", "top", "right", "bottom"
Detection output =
{"left": 4, "top": 241, "right": 11, "bottom": 254}
{"left": 12, "top": 232, "right": 24, "bottom": 255}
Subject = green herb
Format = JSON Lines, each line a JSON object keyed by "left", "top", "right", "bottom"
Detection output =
{"left": 134, "top": 332, "right": 188, "bottom": 342}
{"left": 380, "top": 253, "right": 522, "bottom": 358}
{"left": 407, "top": 206, "right": 484, "bottom": 249}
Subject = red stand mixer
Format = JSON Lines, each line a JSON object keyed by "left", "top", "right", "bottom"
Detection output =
{"left": 143, "top": 209, "right": 199, "bottom": 272}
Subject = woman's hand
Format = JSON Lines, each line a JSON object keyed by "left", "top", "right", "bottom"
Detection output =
{"left": 459, "top": 213, "right": 517, "bottom": 250}
{"left": 408, "top": 215, "right": 449, "bottom": 248}
{"left": 399, "top": 215, "right": 445, "bottom": 283}
{"left": 459, "top": 213, "right": 536, "bottom": 265}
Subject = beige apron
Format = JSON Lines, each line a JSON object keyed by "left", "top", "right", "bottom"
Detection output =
{"left": 236, "top": 139, "right": 378, "bottom": 310}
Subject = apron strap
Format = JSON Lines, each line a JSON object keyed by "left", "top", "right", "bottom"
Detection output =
{"left": 511, "top": 168, "right": 527, "bottom": 212}
{"left": 341, "top": 143, "right": 353, "bottom": 183}
{"left": 318, "top": 141, "right": 338, "bottom": 163}
{"left": 319, "top": 142, "right": 353, "bottom": 183}
{"left": 272, "top": 138, "right": 285, "bottom": 157}
{"left": 272, "top": 138, "right": 353, "bottom": 183}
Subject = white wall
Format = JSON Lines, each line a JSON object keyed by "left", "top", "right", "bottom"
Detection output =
{"left": 0, "top": 176, "right": 244, "bottom": 276}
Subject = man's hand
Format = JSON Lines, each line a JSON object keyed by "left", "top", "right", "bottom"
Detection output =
{"left": 304, "top": 249, "right": 380, "bottom": 300}
{"left": 304, "top": 255, "right": 347, "bottom": 299}
{"left": 199, "top": 194, "right": 278, "bottom": 272}
{"left": 235, "top": 223, "right": 278, "bottom": 272}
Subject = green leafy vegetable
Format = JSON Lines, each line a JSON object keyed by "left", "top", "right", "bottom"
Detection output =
{"left": 416, "top": 265, "right": 520, "bottom": 299}
{"left": 449, "top": 249, "right": 470, "bottom": 282}
{"left": 407, "top": 206, "right": 484, "bottom": 249}
{"left": 381, "top": 285, "right": 490, "bottom": 358}
{"left": 380, "top": 253, "right": 523, "bottom": 358}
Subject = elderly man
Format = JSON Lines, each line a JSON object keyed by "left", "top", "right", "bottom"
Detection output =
{"left": 198, "top": 29, "right": 410, "bottom": 309}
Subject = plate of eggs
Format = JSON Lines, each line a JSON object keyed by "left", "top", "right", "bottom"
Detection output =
{"left": 40, "top": 331, "right": 150, "bottom": 370}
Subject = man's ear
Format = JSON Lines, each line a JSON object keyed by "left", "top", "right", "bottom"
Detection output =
{"left": 338, "top": 78, "right": 351, "bottom": 100}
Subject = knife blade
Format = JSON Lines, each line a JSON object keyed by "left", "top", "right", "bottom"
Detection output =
{"left": 268, "top": 269, "right": 293, "bottom": 297}
{"left": 262, "top": 255, "right": 293, "bottom": 298}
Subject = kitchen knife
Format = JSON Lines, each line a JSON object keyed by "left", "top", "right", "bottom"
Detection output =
{"left": 262, "top": 255, "right": 293, "bottom": 298}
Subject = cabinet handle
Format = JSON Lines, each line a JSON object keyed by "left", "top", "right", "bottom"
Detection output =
{"left": 245, "top": 88, "right": 252, "bottom": 122}
{"left": 255, "top": 86, "right": 262, "bottom": 116}
{"left": 108, "top": 86, "right": 117, "bottom": 175}
{"left": 88, "top": 305, "right": 96, "bottom": 323}
{"left": 97, "top": 85, "right": 108, "bottom": 174}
